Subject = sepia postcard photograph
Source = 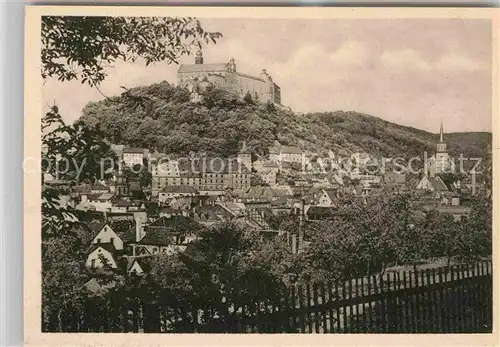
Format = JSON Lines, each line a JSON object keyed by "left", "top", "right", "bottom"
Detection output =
{"left": 24, "top": 6, "right": 498, "bottom": 346}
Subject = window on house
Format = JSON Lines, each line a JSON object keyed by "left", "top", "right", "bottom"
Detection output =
{"left": 91, "top": 259, "right": 96, "bottom": 269}
{"left": 110, "top": 237, "right": 114, "bottom": 244}
{"left": 96, "top": 238, "right": 101, "bottom": 244}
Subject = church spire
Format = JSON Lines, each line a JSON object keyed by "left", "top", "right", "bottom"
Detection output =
{"left": 439, "top": 118, "right": 444, "bottom": 143}
{"left": 436, "top": 118, "right": 447, "bottom": 153}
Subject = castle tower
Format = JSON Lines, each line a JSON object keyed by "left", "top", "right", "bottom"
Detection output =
{"left": 237, "top": 141, "right": 252, "bottom": 172}
{"left": 260, "top": 69, "right": 270, "bottom": 81}
{"left": 195, "top": 50, "right": 203, "bottom": 65}
{"left": 228, "top": 57, "right": 236, "bottom": 72}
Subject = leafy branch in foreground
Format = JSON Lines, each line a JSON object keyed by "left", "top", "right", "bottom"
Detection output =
{"left": 42, "top": 16, "right": 222, "bottom": 86}
{"left": 42, "top": 105, "right": 116, "bottom": 237}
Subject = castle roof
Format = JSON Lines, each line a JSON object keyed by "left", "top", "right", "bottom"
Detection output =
{"left": 235, "top": 72, "right": 265, "bottom": 83}
{"left": 178, "top": 63, "right": 228, "bottom": 74}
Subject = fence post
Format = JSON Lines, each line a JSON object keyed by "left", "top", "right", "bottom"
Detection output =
{"left": 413, "top": 269, "right": 421, "bottom": 332}
{"left": 478, "top": 262, "right": 486, "bottom": 330}
{"left": 335, "top": 280, "right": 342, "bottom": 332}
{"left": 450, "top": 266, "right": 457, "bottom": 333}
{"left": 341, "top": 279, "right": 348, "bottom": 333}
{"left": 348, "top": 278, "right": 354, "bottom": 333}
{"left": 289, "top": 284, "right": 296, "bottom": 333}
{"left": 381, "top": 273, "right": 389, "bottom": 333}
{"left": 320, "top": 283, "right": 328, "bottom": 332}
{"left": 371, "top": 274, "right": 378, "bottom": 332}
{"left": 298, "top": 285, "right": 305, "bottom": 333}
{"left": 366, "top": 275, "right": 373, "bottom": 332}
{"left": 305, "top": 282, "right": 313, "bottom": 333}
{"left": 312, "top": 282, "right": 320, "bottom": 333}
{"left": 327, "top": 281, "right": 335, "bottom": 333}
{"left": 359, "top": 276, "right": 366, "bottom": 333}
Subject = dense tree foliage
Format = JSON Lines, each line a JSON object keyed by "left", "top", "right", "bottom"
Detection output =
{"left": 80, "top": 81, "right": 491, "bottom": 161}
{"left": 43, "top": 193, "right": 492, "bottom": 331}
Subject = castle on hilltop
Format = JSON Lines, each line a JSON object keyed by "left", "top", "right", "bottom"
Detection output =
{"left": 426, "top": 119, "right": 455, "bottom": 177}
{"left": 177, "top": 50, "right": 281, "bottom": 104}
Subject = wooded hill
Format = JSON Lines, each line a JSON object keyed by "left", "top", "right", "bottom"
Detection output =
{"left": 79, "top": 81, "right": 491, "bottom": 160}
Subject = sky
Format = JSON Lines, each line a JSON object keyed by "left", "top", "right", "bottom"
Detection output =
{"left": 42, "top": 18, "right": 493, "bottom": 133}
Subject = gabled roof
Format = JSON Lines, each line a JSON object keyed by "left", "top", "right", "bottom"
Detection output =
{"left": 116, "top": 227, "right": 137, "bottom": 243}
{"left": 242, "top": 186, "right": 277, "bottom": 201}
{"left": 158, "top": 206, "right": 182, "bottom": 215}
{"left": 429, "top": 177, "right": 449, "bottom": 192}
{"left": 122, "top": 256, "right": 153, "bottom": 273}
{"left": 86, "top": 221, "right": 107, "bottom": 233}
{"left": 252, "top": 206, "right": 275, "bottom": 221}
{"left": 307, "top": 206, "right": 336, "bottom": 216}
{"left": 123, "top": 147, "right": 145, "bottom": 154}
{"left": 140, "top": 216, "right": 201, "bottom": 246}
{"left": 263, "top": 161, "right": 279, "bottom": 168}
{"left": 89, "top": 193, "right": 115, "bottom": 201}
{"left": 178, "top": 63, "right": 228, "bottom": 74}
{"left": 115, "top": 199, "right": 131, "bottom": 207}
{"left": 270, "top": 195, "right": 290, "bottom": 207}
{"left": 193, "top": 204, "right": 233, "bottom": 221}
{"left": 87, "top": 242, "right": 117, "bottom": 255}
{"left": 322, "top": 189, "right": 338, "bottom": 202}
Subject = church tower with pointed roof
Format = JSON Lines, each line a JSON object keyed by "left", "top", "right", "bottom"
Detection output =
{"left": 429, "top": 119, "right": 454, "bottom": 176}
{"left": 437, "top": 119, "right": 447, "bottom": 153}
